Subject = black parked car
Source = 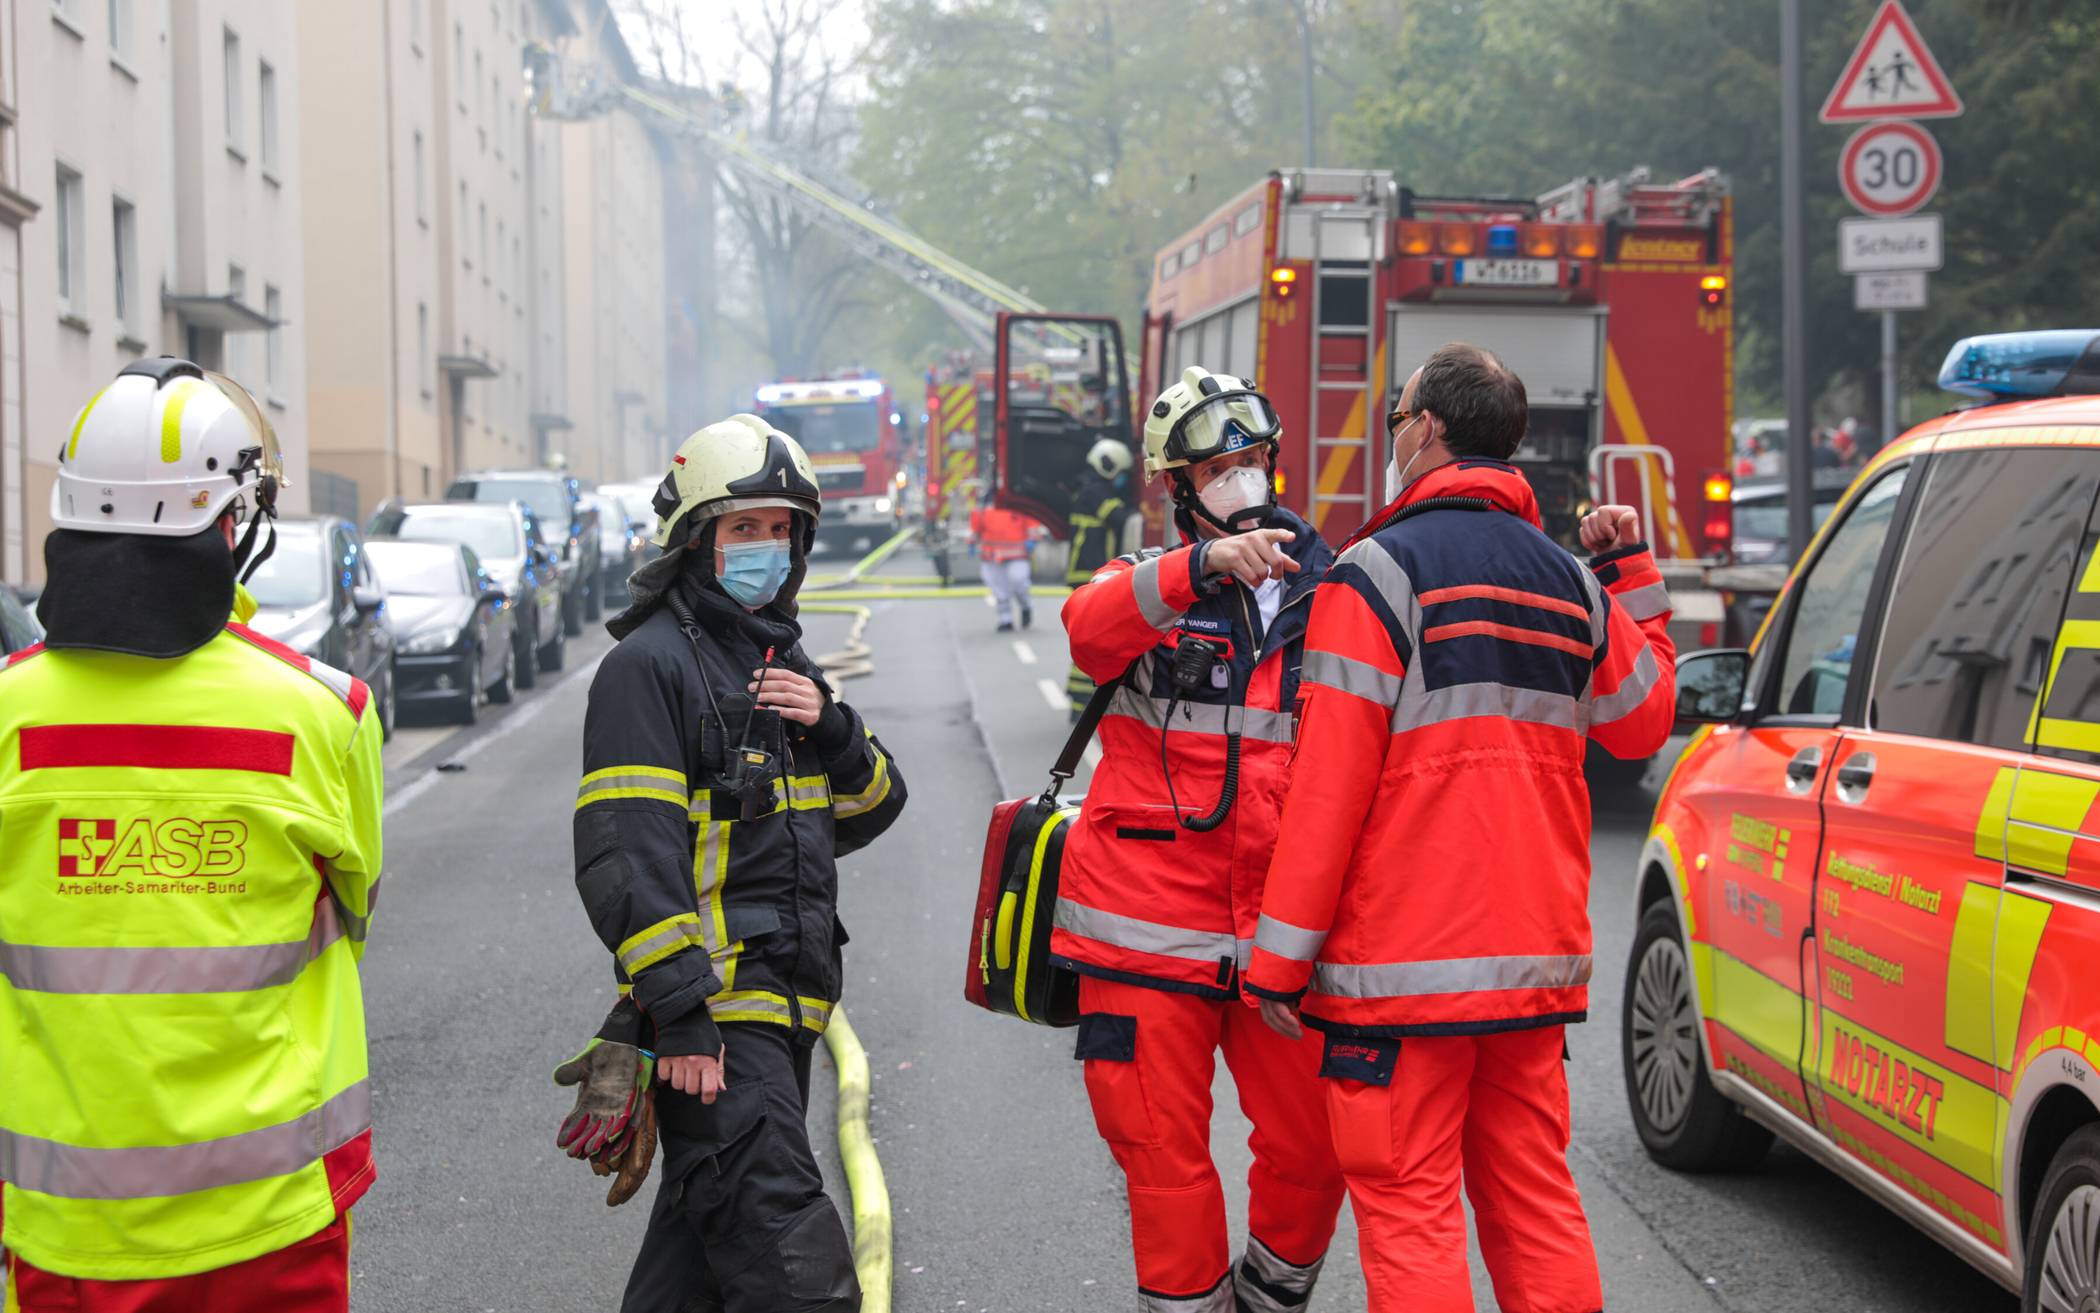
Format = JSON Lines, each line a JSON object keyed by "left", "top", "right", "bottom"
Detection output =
{"left": 366, "top": 539, "right": 516, "bottom": 725}
{"left": 445, "top": 470, "right": 599, "bottom": 634}
{"left": 368, "top": 499, "right": 565, "bottom": 687}
{"left": 244, "top": 518, "right": 398, "bottom": 740}
{"left": 583, "top": 490, "right": 648, "bottom": 611}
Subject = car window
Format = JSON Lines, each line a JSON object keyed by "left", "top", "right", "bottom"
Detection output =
{"left": 395, "top": 509, "right": 522, "bottom": 561}
{"left": 2026, "top": 453, "right": 2100, "bottom": 763}
{"left": 451, "top": 477, "right": 570, "bottom": 529}
{"left": 0, "top": 590, "right": 41, "bottom": 653}
{"left": 368, "top": 543, "right": 465, "bottom": 596}
{"left": 1770, "top": 465, "right": 1909, "bottom": 719}
{"left": 1870, "top": 448, "right": 2100, "bottom": 747}
{"left": 247, "top": 532, "right": 328, "bottom": 608}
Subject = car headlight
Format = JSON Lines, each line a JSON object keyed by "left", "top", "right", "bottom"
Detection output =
{"left": 401, "top": 626, "right": 462, "bottom": 655}
{"left": 875, "top": 497, "right": 893, "bottom": 514}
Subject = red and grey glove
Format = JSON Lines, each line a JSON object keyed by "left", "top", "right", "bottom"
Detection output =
{"left": 553, "top": 1039, "right": 655, "bottom": 1161}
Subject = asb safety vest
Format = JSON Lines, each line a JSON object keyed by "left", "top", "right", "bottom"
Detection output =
{"left": 1051, "top": 507, "right": 1332, "bottom": 997}
{"left": 0, "top": 591, "right": 382, "bottom": 1281}
{"left": 971, "top": 507, "right": 1035, "bottom": 563}
{"left": 1244, "top": 462, "right": 1676, "bottom": 1034}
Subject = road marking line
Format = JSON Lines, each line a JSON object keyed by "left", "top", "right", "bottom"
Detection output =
{"left": 383, "top": 651, "right": 607, "bottom": 820}
{"left": 1012, "top": 640, "right": 1037, "bottom": 665}
{"left": 824, "top": 1008, "right": 892, "bottom": 1312}
{"left": 1035, "top": 678, "right": 1065, "bottom": 712}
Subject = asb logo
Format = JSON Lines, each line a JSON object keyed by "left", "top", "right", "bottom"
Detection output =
{"left": 58, "top": 817, "right": 249, "bottom": 879}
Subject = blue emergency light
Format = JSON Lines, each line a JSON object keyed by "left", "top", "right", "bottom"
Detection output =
{"left": 1486, "top": 224, "right": 1520, "bottom": 256}
{"left": 1937, "top": 330, "right": 2100, "bottom": 400}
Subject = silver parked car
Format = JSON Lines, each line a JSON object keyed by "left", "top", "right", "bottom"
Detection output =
{"left": 366, "top": 539, "right": 517, "bottom": 725}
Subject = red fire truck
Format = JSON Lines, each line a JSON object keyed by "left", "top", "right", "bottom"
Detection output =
{"left": 922, "top": 358, "right": 988, "bottom": 581}
{"left": 753, "top": 374, "right": 909, "bottom": 549}
{"left": 988, "top": 165, "right": 1734, "bottom": 647}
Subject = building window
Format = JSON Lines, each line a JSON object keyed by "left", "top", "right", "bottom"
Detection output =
{"left": 264, "top": 286, "right": 282, "bottom": 393}
{"left": 413, "top": 130, "right": 427, "bottom": 223}
{"left": 259, "top": 60, "right": 279, "bottom": 174}
{"left": 107, "top": 0, "right": 133, "bottom": 62}
{"left": 408, "top": 0, "right": 423, "bottom": 52}
{"left": 458, "top": 181, "right": 469, "bottom": 265}
{"left": 223, "top": 27, "right": 243, "bottom": 156}
{"left": 478, "top": 202, "right": 487, "bottom": 279}
{"left": 51, "top": 0, "right": 82, "bottom": 35}
{"left": 453, "top": 22, "right": 464, "bottom": 109}
{"left": 226, "top": 264, "right": 247, "bottom": 378}
{"left": 55, "top": 165, "right": 83, "bottom": 315}
{"left": 112, "top": 197, "right": 136, "bottom": 331}
{"left": 417, "top": 301, "right": 432, "bottom": 398}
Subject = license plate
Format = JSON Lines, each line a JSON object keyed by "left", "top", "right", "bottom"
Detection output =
{"left": 1454, "top": 259, "right": 1558, "bottom": 287}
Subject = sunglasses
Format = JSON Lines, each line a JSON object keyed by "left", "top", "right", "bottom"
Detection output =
{"left": 1384, "top": 407, "right": 1420, "bottom": 438}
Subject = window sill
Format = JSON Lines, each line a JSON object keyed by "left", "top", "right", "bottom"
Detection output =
{"left": 262, "top": 168, "right": 281, "bottom": 189}
{"left": 50, "top": 8, "right": 85, "bottom": 41}
{"left": 109, "top": 54, "right": 139, "bottom": 82}
{"left": 116, "top": 333, "right": 147, "bottom": 354}
{"left": 226, "top": 143, "right": 247, "bottom": 165}
{"left": 267, "top": 395, "right": 287, "bottom": 413}
{"left": 418, "top": 216, "right": 430, "bottom": 230}
{"left": 58, "top": 311, "right": 90, "bottom": 335}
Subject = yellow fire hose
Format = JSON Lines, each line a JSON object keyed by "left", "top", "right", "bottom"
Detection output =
{"left": 821, "top": 1009, "right": 891, "bottom": 1313}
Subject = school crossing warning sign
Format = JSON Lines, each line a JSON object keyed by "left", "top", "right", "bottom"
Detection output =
{"left": 1819, "top": 0, "right": 1964, "bottom": 123}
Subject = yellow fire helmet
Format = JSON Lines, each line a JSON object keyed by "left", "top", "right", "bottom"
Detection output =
{"left": 650, "top": 413, "right": 822, "bottom": 550}
{"left": 1141, "top": 365, "right": 1282, "bottom": 482}
{"left": 1087, "top": 437, "right": 1135, "bottom": 480}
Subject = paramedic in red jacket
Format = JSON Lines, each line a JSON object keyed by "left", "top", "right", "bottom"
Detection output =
{"left": 1055, "top": 365, "right": 1344, "bottom": 1313}
{"left": 1246, "top": 344, "right": 1676, "bottom": 1313}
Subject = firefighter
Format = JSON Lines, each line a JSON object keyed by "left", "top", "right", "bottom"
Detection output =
{"left": 971, "top": 501, "right": 1037, "bottom": 630}
{"left": 1064, "top": 437, "right": 1134, "bottom": 719}
{"left": 1056, "top": 366, "right": 1345, "bottom": 1313}
{"left": 0, "top": 359, "right": 380, "bottom": 1310}
{"left": 1245, "top": 345, "right": 1677, "bottom": 1313}
{"left": 559, "top": 413, "right": 907, "bottom": 1313}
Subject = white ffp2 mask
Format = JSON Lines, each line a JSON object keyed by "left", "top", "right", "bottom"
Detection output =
{"left": 1199, "top": 466, "right": 1272, "bottom": 525}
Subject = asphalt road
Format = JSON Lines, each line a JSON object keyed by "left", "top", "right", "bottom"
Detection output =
{"left": 353, "top": 545, "right": 2018, "bottom": 1311}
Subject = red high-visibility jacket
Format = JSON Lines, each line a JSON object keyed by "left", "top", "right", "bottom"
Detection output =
{"left": 1051, "top": 507, "right": 1332, "bottom": 997}
{"left": 970, "top": 507, "right": 1036, "bottom": 563}
{"left": 1244, "top": 461, "right": 1675, "bottom": 1034}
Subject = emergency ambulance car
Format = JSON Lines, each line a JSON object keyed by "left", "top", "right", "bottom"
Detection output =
{"left": 1626, "top": 329, "right": 2100, "bottom": 1309}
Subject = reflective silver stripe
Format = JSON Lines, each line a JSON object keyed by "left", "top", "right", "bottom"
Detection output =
{"left": 709, "top": 992, "right": 794, "bottom": 1023}
{"left": 1253, "top": 913, "right": 1326, "bottom": 964}
{"left": 1105, "top": 688, "right": 1297, "bottom": 744}
{"left": 0, "top": 898, "right": 347, "bottom": 995}
{"left": 1591, "top": 645, "right": 1663, "bottom": 726}
{"left": 616, "top": 916, "right": 708, "bottom": 976}
{"left": 1054, "top": 898, "right": 1239, "bottom": 965}
{"left": 1341, "top": 539, "right": 1419, "bottom": 629}
{"left": 1129, "top": 553, "right": 1183, "bottom": 631}
{"left": 578, "top": 772, "right": 688, "bottom": 803}
{"left": 1614, "top": 580, "right": 1671, "bottom": 623}
{"left": 331, "top": 878, "right": 378, "bottom": 944}
{"left": 306, "top": 658, "right": 356, "bottom": 708}
{"left": 833, "top": 753, "right": 892, "bottom": 818}
{"left": 0, "top": 1079, "right": 370, "bottom": 1201}
{"left": 1312, "top": 953, "right": 1593, "bottom": 999}
{"left": 1390, "top": 682, "right": 1586, "bottom": 735}
{"left": 695, "top": 822, "right": 728, "bottom": 954}
{"left": 1141, "top": 1274, "right": 1235, "bottom": 1313}
{"left": 1301, "top": 650, "right": 1402, "bottom": 707}
{"left": 1238, "top": 1235, "right": 1324, "bottom": 1311}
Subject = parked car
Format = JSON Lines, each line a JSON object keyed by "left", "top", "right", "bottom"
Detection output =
{"left": 368, "top": 499, "right": 565, "bottom": 686}
{"left": 598, "top": 480, "right": 663, "bottom": 565}
{"left": 1714, "top": 470, "right": 1853, "bottom": 646}
{"left": 243, "top": 517, "right": 397, "bottom": 740}
{"left": 0, "top": 586, "right": 42, "bottom": 657}
{"left": 365, "top": 539, "right": 515, "bottom": 725}
{"left": 583, "top": 490, "right": 647, "bottom": 611}
{"left": 444, "top": 469, "right": 598, "bottom": 633}
{"left": 1627, "top": 329, "right": 2100, "bottom": 1310}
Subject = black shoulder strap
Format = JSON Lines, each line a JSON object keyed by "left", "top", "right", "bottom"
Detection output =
{"left": 1043, "top": 671, "right": 1124, "bottom": 801}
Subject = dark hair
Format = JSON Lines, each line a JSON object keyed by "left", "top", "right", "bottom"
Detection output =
{"left": 1415, "top": 343, "right": 1528, "bottom": 460}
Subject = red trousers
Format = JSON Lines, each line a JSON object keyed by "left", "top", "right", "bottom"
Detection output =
{"left": 5, "top": 1217, "right": 350, "bottom": 1313}
{"left": 1077, "top": 975, "right": 1345, "bottom": 1311}
{"left": 1325, "top": 1026, "right": 1601, "bottom": 1313}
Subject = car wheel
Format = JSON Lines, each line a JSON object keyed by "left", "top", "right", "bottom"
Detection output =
{"left": 2024, "top": 1125, "right": 2100, "bottom": 1313}
{"left": 513, "top": 625, "right": 538, "bottom": 690}
{"left": 490, "top": 638, "right": 515, "bottom": 704}
{"left": 454, "top": 644, "right": 481, "bottom": 726}
{"left": 1622, "top": 900, "right": 1772, "bottom": 1172}
{"left": 584, "top": 577, "right": 604, "bottom": 623}
{"left": 562, "top": 589, "right": 584, "bottom": 637}
{"left": 539, "top": 619, "right": 566, "bottom": 673}
{"left": 378, "top": 666, "right": 397, "bottom": 743}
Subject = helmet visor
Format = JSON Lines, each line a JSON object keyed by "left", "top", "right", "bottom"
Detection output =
{"left": 1167, "top": 389, "right": 1282, "bottom": 467}
{"left": 203, "top": 370, "right": 285, "bottom": 508}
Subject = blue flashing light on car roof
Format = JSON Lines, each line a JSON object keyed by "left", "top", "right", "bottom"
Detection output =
{"left": 1937, "top": 329, "right": 2100, "bottom": 400}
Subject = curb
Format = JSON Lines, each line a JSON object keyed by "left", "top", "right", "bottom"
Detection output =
{"left": 823, "top": 1008, "right": 892, "bottom": 1312}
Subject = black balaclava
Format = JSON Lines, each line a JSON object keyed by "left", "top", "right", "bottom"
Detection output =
{"left": 38, "top": 526, "right": 239, "bottom": 658}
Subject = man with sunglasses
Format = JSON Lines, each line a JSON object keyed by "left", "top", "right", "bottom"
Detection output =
{"left": 1246, "top": 344, "right": 1675, "bottom": 1312}
{"left": 1054, "top": 366, "right": 1344, "bottom": 1313}
{"left": 0, "top": 360, "right": 380, "bottom": 1310}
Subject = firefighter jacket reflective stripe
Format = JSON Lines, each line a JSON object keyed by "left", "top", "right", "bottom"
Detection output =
{"left": 0, "top": 593, "right": 382, "bottom": 1282}
{"left": 970, "top": 507, "right": 1035, "bottom": 563}
{"left": 1053, "top": 506, "right": 1333, "bottom": 998}
{"left": 575, "top": 602, "right": 906, "bottom": 1053}
{"left": 1245, "top": 461, "right": 1676, "bottom": 1034}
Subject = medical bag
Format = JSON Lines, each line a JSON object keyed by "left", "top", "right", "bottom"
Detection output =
{"left": 962, "top": 675, "right": 1121, "bottom": 1027}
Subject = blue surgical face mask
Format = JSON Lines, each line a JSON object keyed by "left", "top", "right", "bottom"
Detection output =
{"left": 717, "top": 538, "right": 794, "bottom": 609}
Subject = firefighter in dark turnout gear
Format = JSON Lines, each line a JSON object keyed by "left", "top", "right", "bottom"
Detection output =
{"left": 559, "top": 413, "right": 907, "bottom": 1313}
{"left": 1065, "top": 438, "right": 1134, "bottom": 719}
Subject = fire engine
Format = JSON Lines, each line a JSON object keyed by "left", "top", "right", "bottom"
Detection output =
{"left": 752, "top": 374, "right": 908, "bottom": 549}
{"left": 1158, "top": 166, "right": 1731, "bottom": 634}
{"left": 922, "top": 357, "right": 988, "bottom": 582}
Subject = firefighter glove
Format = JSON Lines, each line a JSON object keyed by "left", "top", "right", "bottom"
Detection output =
{"left": 553, "top": 1038, "right": 655, "bottom": 1161}
{"left": 590, "top": 1086, "right": 659, "bottom": 1207}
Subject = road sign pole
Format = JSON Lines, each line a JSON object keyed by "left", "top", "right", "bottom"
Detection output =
{"left": 1783, "top": 0, "right": 1813, "bottom": 562}
{"left": 1882, "top": 311, "right": 1899, "bottom": 440}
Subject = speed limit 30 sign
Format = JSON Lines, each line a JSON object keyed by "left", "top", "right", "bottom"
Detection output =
{"left": 1839, "top": 120, "right": 1942, "bottom": 217}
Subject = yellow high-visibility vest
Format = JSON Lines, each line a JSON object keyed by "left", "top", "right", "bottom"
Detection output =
{"left": 0, "top": 590, "right": 383, "bottom": 1280}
